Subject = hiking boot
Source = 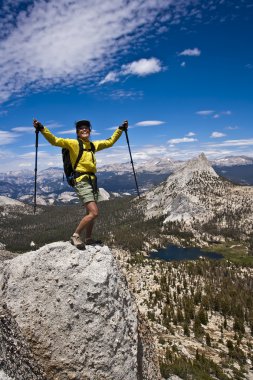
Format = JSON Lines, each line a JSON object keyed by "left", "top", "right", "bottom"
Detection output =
{"left": 85, "top": 238, "right": 103, "bottom": 246}
{"left": 70, "top": 234, "right": 86, "bottom": 250}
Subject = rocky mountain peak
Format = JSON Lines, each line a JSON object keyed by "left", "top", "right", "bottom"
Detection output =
{"left": 177, "top": 152, "right": 217, "bottom": 176}
{"left": 165, "top": 152, "right": 218, "bottom": 190}
{"left": 142, "top": 153, "right": 253, "bottom": 233}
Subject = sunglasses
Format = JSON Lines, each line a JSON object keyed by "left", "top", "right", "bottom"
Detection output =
{"left": 78, "top": 127, "right": 90, "bottom": 131}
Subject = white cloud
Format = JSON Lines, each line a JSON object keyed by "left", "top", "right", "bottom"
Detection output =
{"left": 135, "top": 120, "right": 166, "bottom": 127}
{"left": 186, "top": 132, "right": 196, "bottom": 136}
{"left": 196, "top": 110, "right": 231, "bottom": 118}
{"left": 221, "top": 110, "right": 232, "bottom": 115}
{"left": 0, "top": 130, "right": 19, "bottom": 145}
{"left": 106, "top": 125, "right": 121, "bottom": 131}
{"left": 213, "top": 110, "right": 232, "bottom": 118}
{"left": 58, "top": 129, "right": 76, "bottom": 135}
{"left": 210, "top": 132, "right": 226, "bottom": 138}
{"left": 167, "top": 137, "right": 198, "bottom": 144}
{"left": 3, "top": 149, "right": 63, "bottom": 172}
{"left": 109, "top": 89, "right": 143, "bottom": 99}
{"left": 180, "top": 61, "right": 186, "bottom": 67}
{"left": 208, "top": 139, "right": 253, "bottom": 147}
{"left": 225, "top": 125, "right": 239, "bottom": 130}
{"left": 91, "top": 131, "right": 101, "bottom": 136}
{"left": 22, "top": 143, "right": 48, "bottom": 148}
{"left": 100, "top": 58, "right": 163, "bottom": 85}
{"left": 178, "top": 48, "right": 201, "bottom": 56}
{"left": 19, "top": 151, "right": 53, "bottom": 159}
{"left": 11, "top": 126, "right": 33, "bottom": 133}
{"left": 58, "top": 128, "right": 100, "bottom": 135}
{"left": 45, "top": 121, "right": 63, "bottom": 129}
{"left": 2, "top": 138, "right": 253, "bottom": 172}
{"left": 0, "top": 0, "right": 195, "bottom": 104}
{"left": 18, "top": 163, "right": 33, "bottom": 168}
{"left": 196, "top": 110, "right": 214, "bottom": 116}
{"left": 99, "top": 71, "right": 119, "bottom": 85}
{"left": 122, "top": 58, "right": 162, "bottom": 77}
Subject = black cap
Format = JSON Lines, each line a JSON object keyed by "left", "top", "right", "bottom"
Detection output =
{"left": 75, "top": 120, "right": 91, "bottom": 131}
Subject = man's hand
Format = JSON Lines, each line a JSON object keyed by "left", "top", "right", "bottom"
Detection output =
{"left": 33, "top": 119, "right": 44, "bottom": 131}
{"left": 119, "top": 120, "right": 128, "bottom": 131}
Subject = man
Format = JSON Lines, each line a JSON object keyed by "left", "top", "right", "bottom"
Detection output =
{"left": 33, "top": 118, "right": 128, "bottom": 249}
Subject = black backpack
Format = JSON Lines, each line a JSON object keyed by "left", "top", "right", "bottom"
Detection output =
{"left": 62, "top": 139, "right": 95, "bottom": 187}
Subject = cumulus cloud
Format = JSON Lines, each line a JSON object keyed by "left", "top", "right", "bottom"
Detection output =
{"left": 0, "top": 0, "right": 203, "bottom": 103}
{"left": 210, "top": 132, "right": 226, "bottom": 138}
{"left": 178, "top": 48, "right": 201, "bottom": 56}
{"left": 186, "top": 132, "right": 196, "bottom": 136}
{"left": 99, "top": 58, "right": 163, "bottom": 85}
{"left": 135, "top": 120, "right": 166, "bottom": 127}
{"left": 167, "top": 137, "right": 198, "bottom": 144}
{"left": 122, "top": 58, "right": 162, "bottom": 77}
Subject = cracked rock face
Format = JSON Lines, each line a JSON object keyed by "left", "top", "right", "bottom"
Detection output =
{"left": 0, "top": 242, "right": 139, "bottom": 380}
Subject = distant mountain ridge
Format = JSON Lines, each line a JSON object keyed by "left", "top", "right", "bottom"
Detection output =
{"left": 0, "top": 155, "right": 252, "bottom": 204}
{"left": 211, "top": 155, "right": 253, "bottom": 167}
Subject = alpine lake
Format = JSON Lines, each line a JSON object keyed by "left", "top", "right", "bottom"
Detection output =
{"left": 149, "top": 244, "right": 223, "bottom": 262}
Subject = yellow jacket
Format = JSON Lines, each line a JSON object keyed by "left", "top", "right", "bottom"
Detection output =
{"left": 41, "top": 127, "right": 123, "bottom": 182}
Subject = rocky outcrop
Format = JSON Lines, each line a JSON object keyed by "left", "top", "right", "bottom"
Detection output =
{"left": 0, "top": 242, "right": 160, "bottom": 380}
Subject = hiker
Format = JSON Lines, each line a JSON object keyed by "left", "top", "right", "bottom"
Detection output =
{"left": 33, "top": 118, "right": 128, "bottom": 249}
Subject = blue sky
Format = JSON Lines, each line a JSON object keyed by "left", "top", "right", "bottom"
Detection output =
{"left": 0, "top": 0, "right": 252, "bottom": 172}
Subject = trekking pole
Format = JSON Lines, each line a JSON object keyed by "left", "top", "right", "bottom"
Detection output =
{"left": 124, "top": 129, "right": 140, "bottom": 198}
{"left": 34, "top": 127, "right": 39, "bottom": 214}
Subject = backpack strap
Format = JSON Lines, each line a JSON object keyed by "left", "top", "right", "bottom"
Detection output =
{"left": 78, "top": 141, "right": 96, "bottom": 163}
{"left": 74, "top": 140, "right": 96, "bottom": 170}
{"left": 73, "top": 139, "right": 84, "bottom": 170}
{"left": 89, "top": 142, "right": 95, "bottom": 163}
{"left": 90, "top": 141, "right": 95, "bottom": 153}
